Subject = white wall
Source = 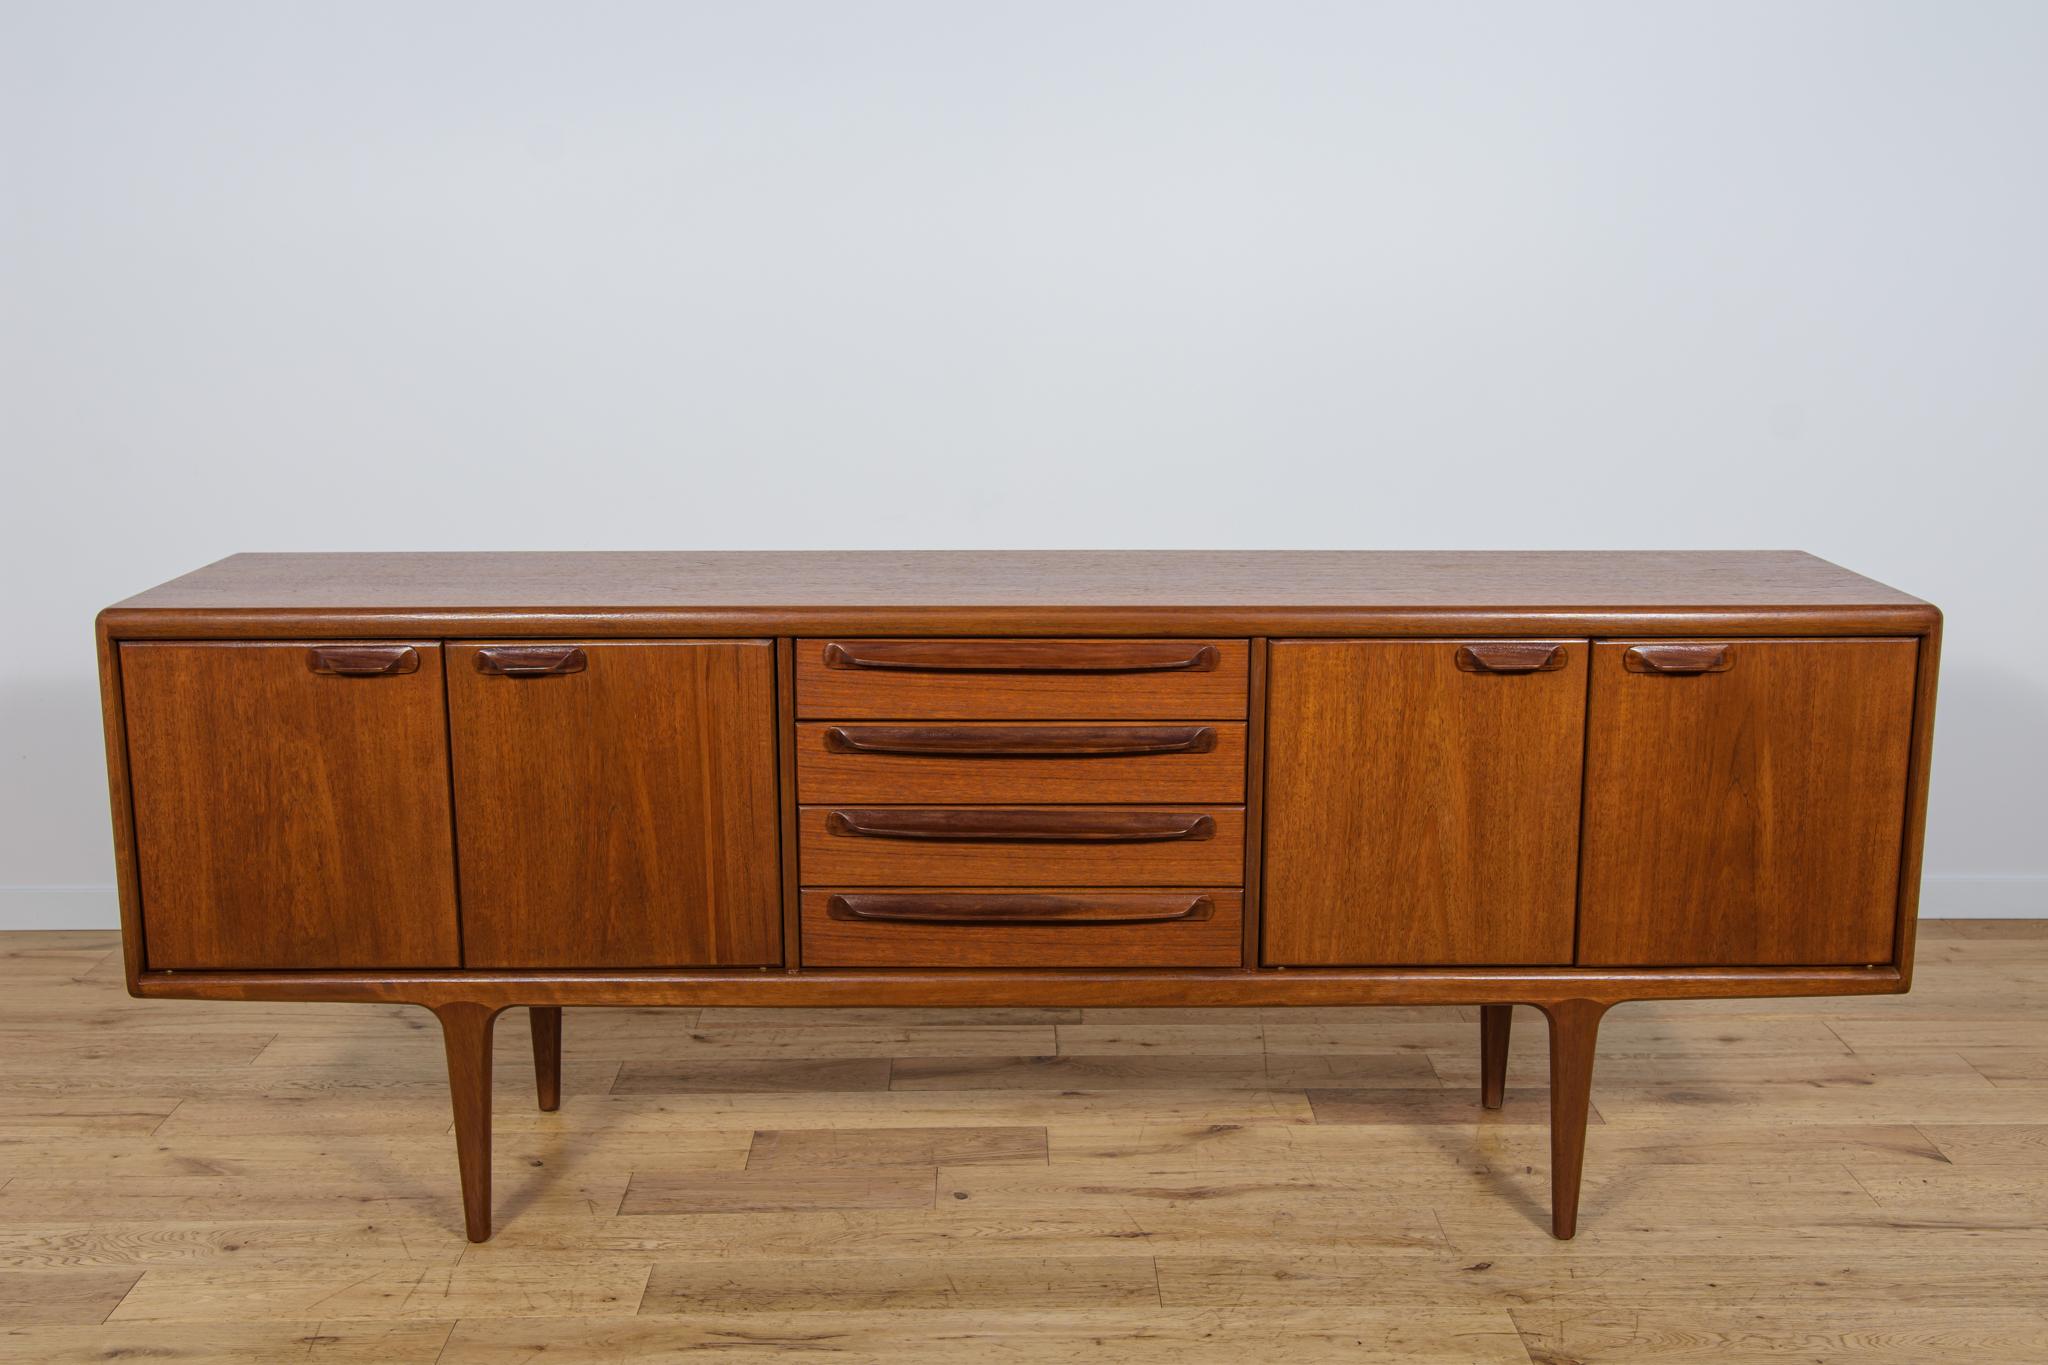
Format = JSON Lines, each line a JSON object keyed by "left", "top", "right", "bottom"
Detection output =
{"left": 3, "top": 1, "right": 2044, "bottom": 927}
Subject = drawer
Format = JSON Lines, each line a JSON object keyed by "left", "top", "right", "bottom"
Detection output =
{"left": 799, "top": 805, "right": 1244, "bottom": 886}
{"left": 800, "top": 888, "right": 1244, "bottom": 968}
{"left": 797, "top": 638, "right": 1248, "bottom": 719}
{"left": 795, "top": 722, "right": 1247, "bottom": 803}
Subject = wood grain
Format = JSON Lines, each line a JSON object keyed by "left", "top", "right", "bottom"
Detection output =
{"left": 1578, "top": 638, "right": 1919, "bottom": 966}
{"left": 800, "top": 889, "right": 1245, "bottom": 969}
{"left": 106, "top": 550, "right": 1932, "bottom": 613}
{"left": 797, "top": 637, "right": 1249, "bottom": 719}
{"left": 797, "top": 721, "right": 1246, "bottom": 803}
{"left": 119, "top": 641, "right": 460, "bottom": 970}
{"left": 1262, "top": 640, "right": 1586, "bottom": 966}
{"left": 446, "top": 641, "right": 781, "bottom": 968}
{"left": 799, "top": 805, "right": 1244, "bottom": 886}
{"left": 8, "top": 923, "right": 2047, "bottom": 1363}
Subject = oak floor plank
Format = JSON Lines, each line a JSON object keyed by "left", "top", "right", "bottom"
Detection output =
{"left": 0, "top": 1267, "right": 140, "bottom": 1325}
{"left": 1508, "top": 1305, "right": 2048, "bottom": 1364}
{"left": 0, "top": 1320, "right": 455, "bottom": 1363}
{"left": 746, "top": 1125, "right": 1048, "bottom": 1168}
{"left": 609, "top": 1057, "right": 893, "bottom": 1093}
{"left": 620, "top": 1168, "right": 937, "bottom": 1216}
{"left": 436, "top": 1307, "right": 1530, "bottom": 1363}
{"left": 639, "top": 1253, "right": 1159, "bottom": 1313}
{"left": 108, "top": 1261, "right": 651, "bottom": 1322}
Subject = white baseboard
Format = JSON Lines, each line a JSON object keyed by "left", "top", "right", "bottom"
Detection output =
{"left": 2, "top": 877, "right": 2042, "bottom": 932}
{"left": 1917, "top": 875, "right": 2048, "bottom": 918}
{"left": 0, "top": 886, "right": 121, "bottom": 930}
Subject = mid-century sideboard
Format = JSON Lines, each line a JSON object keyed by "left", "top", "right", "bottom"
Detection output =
{"left": 94, "top": 551, "right": 1940, "bottom": 1242}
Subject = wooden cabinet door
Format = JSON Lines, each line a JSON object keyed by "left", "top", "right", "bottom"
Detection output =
{"left": 1262, "top": 640, "right": 1586, "bottom": 965}
{"left": 120, "top": 642, "right": 460, "bottom": 970}
{"left": 447, "top": 641, "right": 781, "bottom": 968}
{"left": 1579, "top": 638, "right": 1918, "bottom": 966}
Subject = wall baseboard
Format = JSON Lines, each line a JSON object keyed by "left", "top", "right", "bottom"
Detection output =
{"left": 1916, "top": 874, "right": 2048, "bottom": 919}
{"left": 2, "top": 878, "right": 2042, "bottom": 933}
{"left": 0, "top": 886, "right": 122, "bottom": 930}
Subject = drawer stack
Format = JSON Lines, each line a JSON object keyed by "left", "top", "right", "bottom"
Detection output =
{"left": 792, "top": 638, "right": 1251, "bottom": 967}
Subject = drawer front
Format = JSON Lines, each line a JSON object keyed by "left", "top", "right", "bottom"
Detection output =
{"left": 800, "top": 805, "right": 1244, "bottom": 886}
{"left": 800, "top": 889, "right": 1244, "bottom": 967}
{"left": 797, "top": 638, "right": 1249, "bottom": 719}
{"left": 796, "top": 722, "right": 1247, "bottom": 803}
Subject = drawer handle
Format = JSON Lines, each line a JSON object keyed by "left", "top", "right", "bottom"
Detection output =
{"left": 821, "top": 725, "right": 1217, "bottom": 758}
{"left": 826, "top": 893, "right": 1216, "bottom": 925}
{"left": 1454, "top": 643, "right": 1566, "bottom": 674}
{"left": 825, "top": 808, "right": 1217, "bottom": 843}
{"left": 821, "top": 640, "right": 1221, "bottom": 674}
{"left": 1624, "top": 644, "right": 1733, "bottom": 675}
{"left": 306, "top": 645, "right": 419, "bottom": 677}
{"left": 473, "top": 646, "right": 589, "bottom": 678}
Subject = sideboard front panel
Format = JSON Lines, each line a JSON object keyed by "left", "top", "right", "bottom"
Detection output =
{"left": 1578, "top": 638, "right": 1918, "bottom": 966}
{"left": 1261, "top": 640, "right": 1586, "bottom": 966}
{"left": 447, "top": 641, "right": 781, "bottom": 968}
{"left": 121, "top": 641, "right": 461, "bottom": 970}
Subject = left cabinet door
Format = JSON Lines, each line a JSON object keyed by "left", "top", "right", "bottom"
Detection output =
{"left": 121, "top": 642, "right": 461, "bottom": 970}
{"left": 447, "top": 641, "right": 782, "bottom": 968}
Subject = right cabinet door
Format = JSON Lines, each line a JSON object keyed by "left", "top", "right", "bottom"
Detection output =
{"left": 1578, "top": 638, "right": 1919, "bottom": 966}
{"left": 1263, "top": 640, "right": 1587, "bottom": 965}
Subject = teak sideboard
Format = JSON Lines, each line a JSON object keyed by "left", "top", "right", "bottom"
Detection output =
{"left": 94, "top": 551, "right": 1941, "bottom": 1242}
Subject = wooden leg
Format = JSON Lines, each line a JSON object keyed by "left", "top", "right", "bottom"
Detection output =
{"left": 530, "top": 1006, "right": 562, "bottom": 1112}
{"left": 433, "top": 1002, "right": 501, "bottom": 1243}
{"left": 1479, "top": 1005, "right": 1513, "bottom": 1110}
{"left": 1539, "top": 998, "right": 1608, "bottom": 1240}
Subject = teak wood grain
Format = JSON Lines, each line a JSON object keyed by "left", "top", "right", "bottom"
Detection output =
{"left": 800, "top": 889, "right": 1245, "bottom": 968}
{"left": 446, "top": 641, "right": 781, "bottom": 969}
{"left": 1261, "top": 640, "right": 1586, "bottom": 966}
{"left": 796, "top": 637, "right": 1250, "bottom": 719}
{"left": 796, "top": 722, "right": 1247, "bottom": 804}
{"left": 118, "top": 641, "right": 461, "bottom": 970}
{"left": 91, "top": 550, "right": 1944, "bottom": 1248}
{"left": 797, "top": 805, "right": 1245, "bottom": 886}
{"left": 1578, "top": 638, "right": 1919, "bottom": 966}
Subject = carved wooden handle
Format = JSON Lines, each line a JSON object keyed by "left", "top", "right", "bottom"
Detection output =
{"left": 472, "top": 646, "right": 589, "bottom": 677}
{"left": 1623, "top": 644, "right": 1734, "bottom": 675}
{"left": 1454, "top": 643, "right": 1566, "bottom": 674}
{"left": 821, "top": 725, "right": 1216, "bottom": 758}
{"left": 824, "top": 808, "right": 1216, "bottom": 843}
{"left": 826, "top": 893, "right": 1215, "bottom": 925}
{"left": 306, "top": 645, "right": 419, "bottom": 677}
{"left": 822, "top": 640, "right": 1220, "bottom": 674}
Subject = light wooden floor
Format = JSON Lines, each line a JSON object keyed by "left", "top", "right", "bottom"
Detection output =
{"left": 1, "top": 925, "right": 2044, "bottom": 1363}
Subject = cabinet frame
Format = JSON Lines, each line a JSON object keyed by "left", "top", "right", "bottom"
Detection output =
{"left": 93, "top": 553, "right": 1943, "bottom": 1245}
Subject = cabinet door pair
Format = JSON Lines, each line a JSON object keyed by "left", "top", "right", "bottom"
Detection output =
{"left": 1262, "top": 639, "right": 1920, "bottom": 968}
{"left": 119, "top": 641, "right": 780, "bottom": 971}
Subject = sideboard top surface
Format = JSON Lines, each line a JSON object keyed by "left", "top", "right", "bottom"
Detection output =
{"left": 107, "top": 550, "right": 1930, "bottom": 618}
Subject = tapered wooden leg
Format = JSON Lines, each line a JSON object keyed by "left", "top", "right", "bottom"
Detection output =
{"left": 1479, "top": 1005, "right": 1513, "bottom": 1109}
{"left": 530, "top": 1006, "right": 562, "bottom": 1112}
{"left": 433, "top": 1002, "right": 502, "bottom": 1243}
{"left": 1540, "top": 998, "right": 1609, "bottom": 1240}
